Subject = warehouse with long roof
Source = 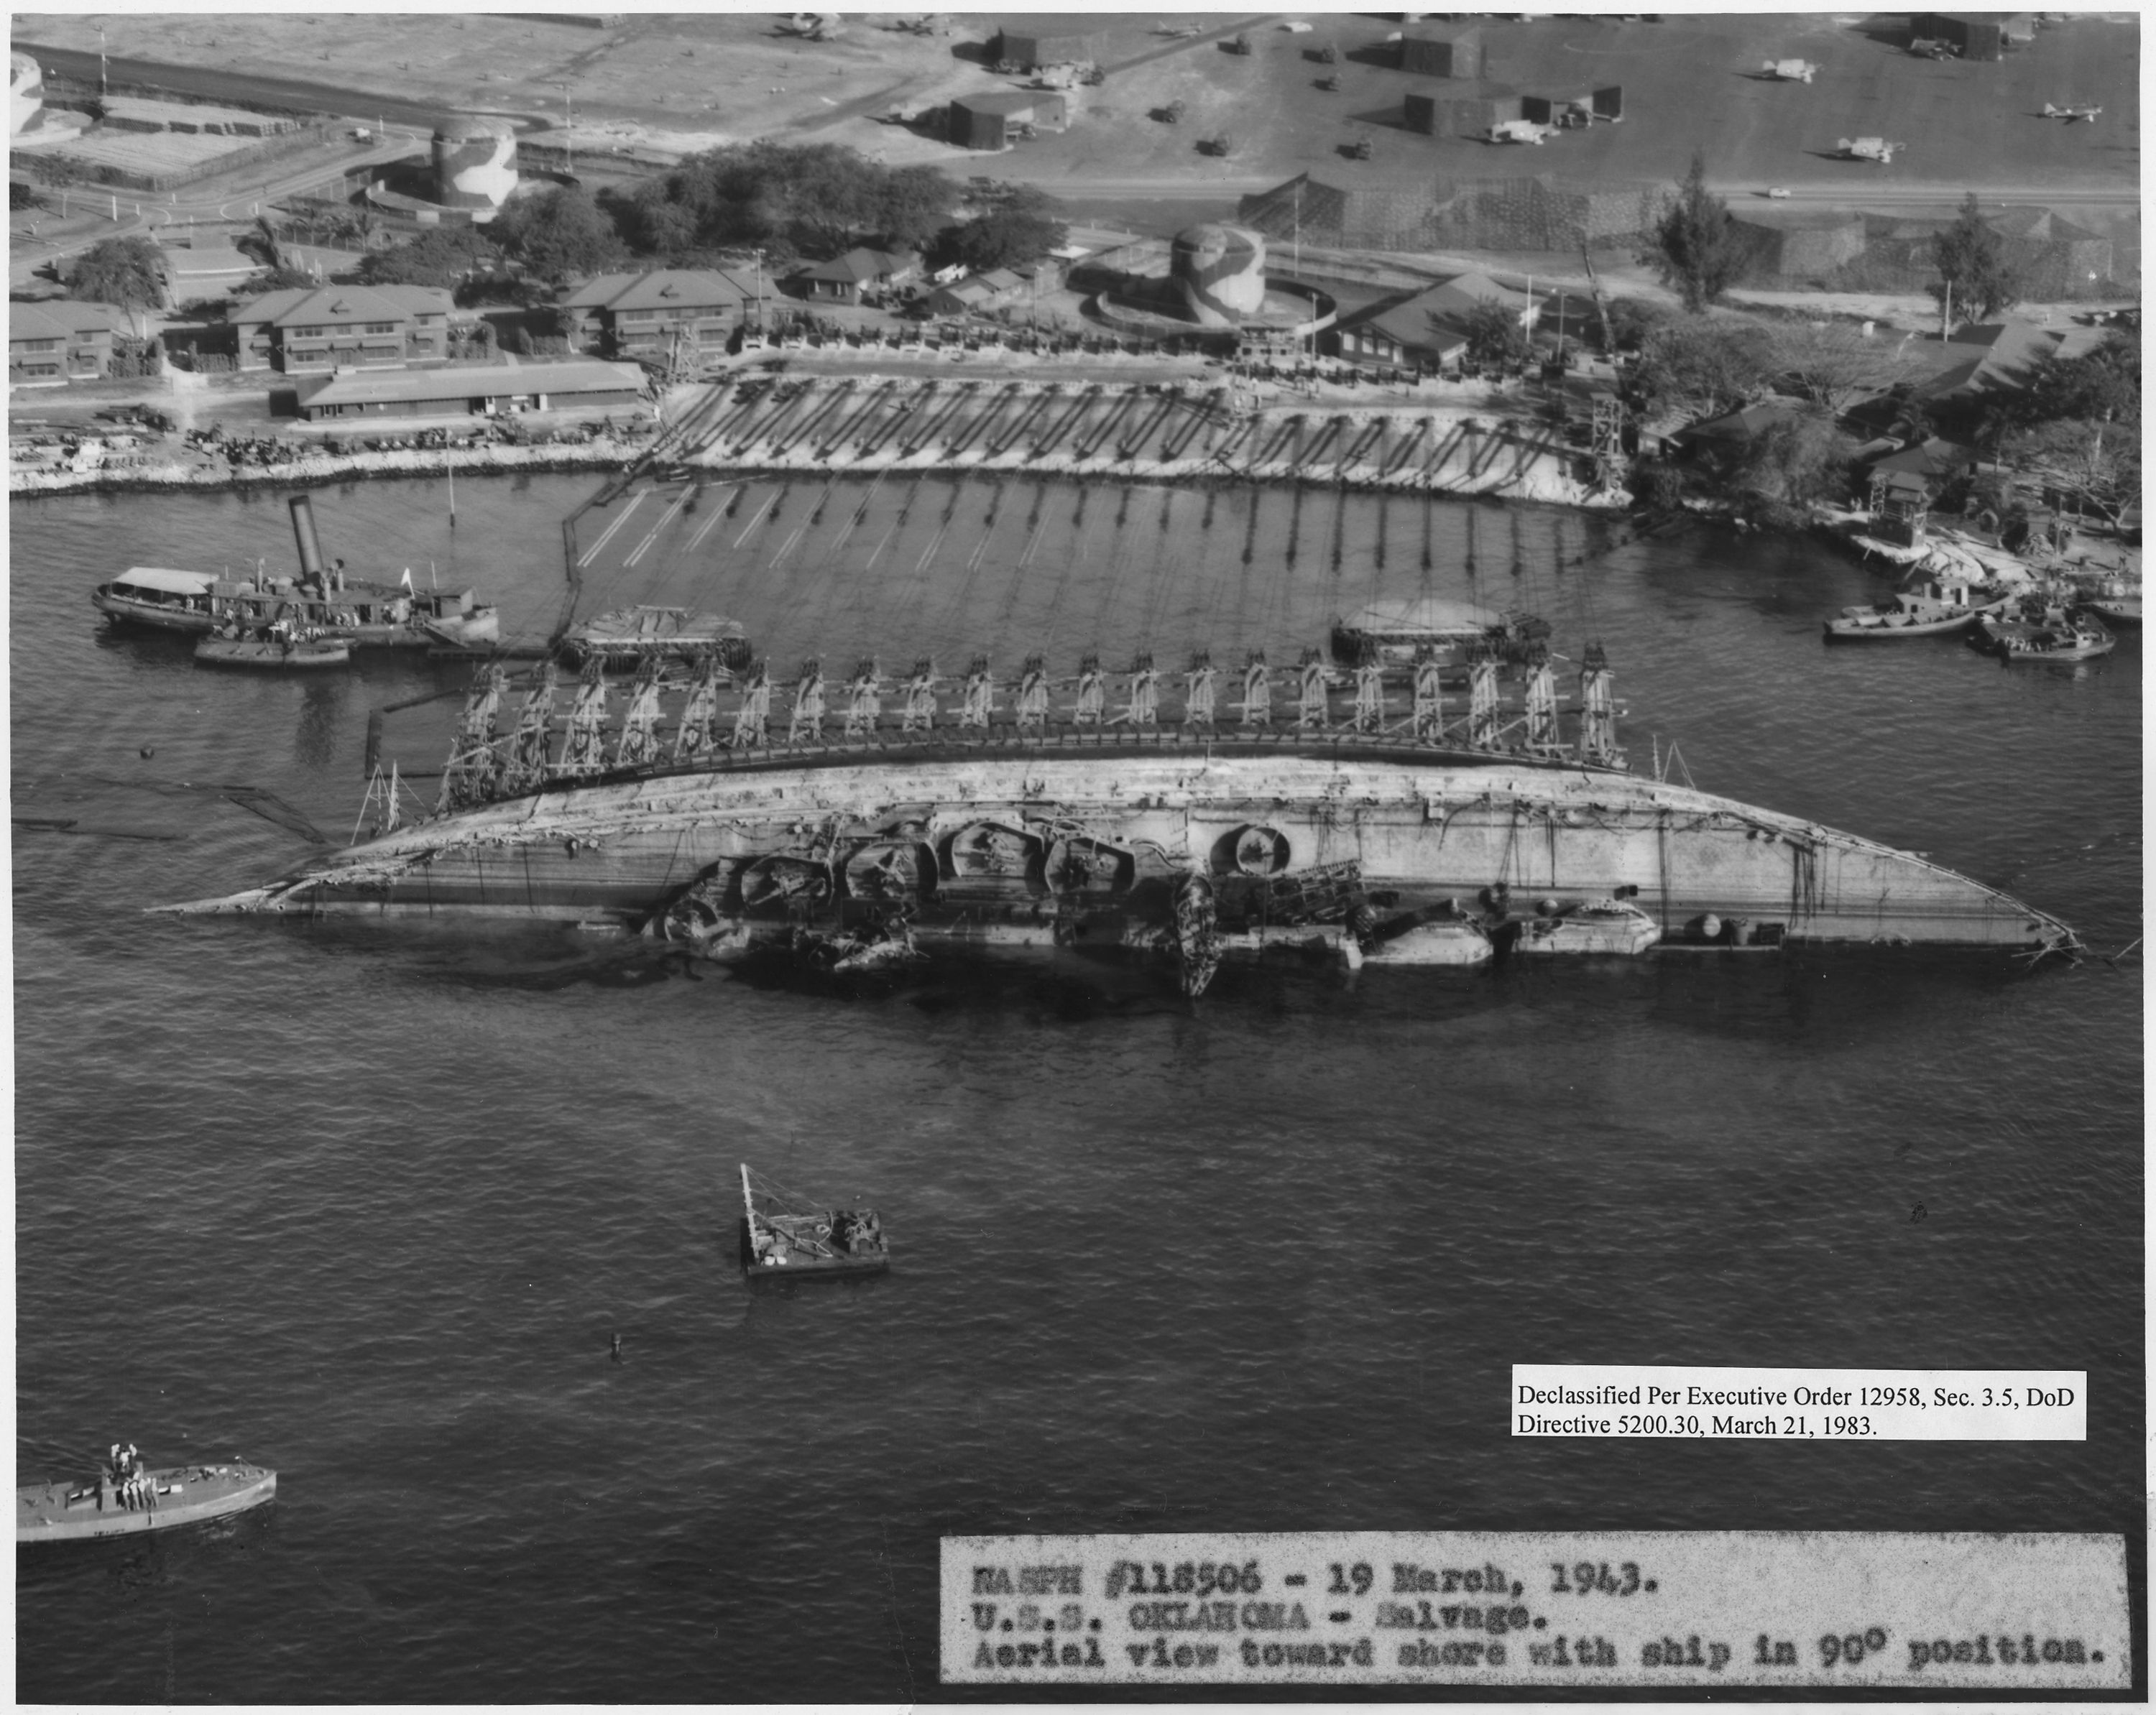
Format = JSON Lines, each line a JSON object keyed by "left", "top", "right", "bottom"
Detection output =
{"left": 990, "top": 16, "right": 1101, "bottom": 69}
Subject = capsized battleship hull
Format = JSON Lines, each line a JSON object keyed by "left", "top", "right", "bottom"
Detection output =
{"left": 171, "top": 740, "right": 2071, "bottom": 956}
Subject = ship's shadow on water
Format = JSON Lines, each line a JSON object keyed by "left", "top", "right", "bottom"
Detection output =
{"left": 15, "top": 1504, "right": 280, "bottom": 1596}
{"left": 271, "top": 917, "right": 2065, "bottom": 1043}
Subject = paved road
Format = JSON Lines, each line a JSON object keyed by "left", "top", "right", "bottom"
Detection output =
{"left": 11, "top": 124, "right": 433, "bottom": 289}
{"left": 13, "top": 41, "right": 512, "bottom": 132}
{"left": 1705, "top": 180, "right": 2140, "bottom": 208}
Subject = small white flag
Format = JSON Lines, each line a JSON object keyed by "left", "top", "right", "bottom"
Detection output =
{"left": 400, "top": 567, "right": 414, "bottom": 591}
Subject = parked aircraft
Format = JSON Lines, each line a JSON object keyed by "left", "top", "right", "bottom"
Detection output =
{"left": 1835, "top": 136, "right": 1904, "bottom": 162}
{"left": 2042, "top": 101, "right": 2101, "bottom": 122}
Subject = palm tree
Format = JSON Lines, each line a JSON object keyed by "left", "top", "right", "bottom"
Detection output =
{"left": 65, "top": 236, "right": 167, "bottom": 331}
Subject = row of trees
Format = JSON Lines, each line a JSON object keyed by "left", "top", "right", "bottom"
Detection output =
{"left": 317, "top": 149, "right": 1067, "bottom": 295}
{"left": 1654, "top": 159, "right": 2022, "bottom": 322}
{"left": 604, "top": 142, "right": 956, "bottom": 264}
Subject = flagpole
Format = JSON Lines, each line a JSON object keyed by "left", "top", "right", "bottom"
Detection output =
{"left": 448, "top": 463, "right": 456, "bottom": 530}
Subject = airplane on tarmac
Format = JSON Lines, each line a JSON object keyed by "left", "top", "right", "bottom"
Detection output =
{"left": 2042, "top": 101, "right": 2102, "bottom": 122}
{"left": 1835, "top": 136, "right": 1904, "bottom": 162}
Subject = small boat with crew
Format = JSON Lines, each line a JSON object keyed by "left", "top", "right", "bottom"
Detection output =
{"left": 1971, "top": 601, "right": 2116, "bottom": 662}
{"left": 195, "top": 632, "right": 353, "bottom": 670}
{"left": 18, "top": 1443, "right": 276, "bottom": 1544}
{"left": 739, "top": 1164, "right": 888, "bottom": 1279}
{"left": 563, "top": 606, "right": 752, "bottom": 669}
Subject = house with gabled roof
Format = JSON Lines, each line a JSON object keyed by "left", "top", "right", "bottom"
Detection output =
{"left": 1332, "top": 271, "right": 1539, "bottom": 372}
{"left": 558, "top": 269, "right": 752, "bottom": 360}
{"left": 9, "top": 298, "right": 134, "bottom": 383}
{"left": 793, "top": 247, "right": 922, "bottom": 306}
{"left": 230, "top": 283, "right": 455, "bottom": 373}
{"left": 1912, "top": 319, "right": 2064, "bottom": 409}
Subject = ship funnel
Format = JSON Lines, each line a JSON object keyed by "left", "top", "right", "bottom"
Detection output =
{"left": 288, "top": 494, "right": 327, "bottom": 583}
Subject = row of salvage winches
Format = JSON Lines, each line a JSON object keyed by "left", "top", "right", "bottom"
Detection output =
{"left": 427, "top": 631, "right": 1623, "bottom": 815}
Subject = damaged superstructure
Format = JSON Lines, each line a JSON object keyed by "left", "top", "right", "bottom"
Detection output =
{"left": 173, "top": 640, "right": 2076, "bottom": 994}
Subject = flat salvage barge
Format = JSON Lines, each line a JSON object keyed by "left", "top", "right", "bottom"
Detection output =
{"left": 170, "top": 734, "right": 2074, "bottom": 979}
{"left": 18, "top": 1461, "right": 277, "bottom": 1543}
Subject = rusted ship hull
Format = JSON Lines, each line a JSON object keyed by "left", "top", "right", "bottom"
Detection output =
{"left": 170, "top": 741, "right": 2070, "bottom": 958}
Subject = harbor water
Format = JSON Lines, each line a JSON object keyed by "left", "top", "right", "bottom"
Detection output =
{"left": 13, "top": 474, "right": 2142, "bottom": 1701}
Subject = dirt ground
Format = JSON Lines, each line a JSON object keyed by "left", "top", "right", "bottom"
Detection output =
{"left": 21, "top": 13, "right": 2136, "bottom": 203}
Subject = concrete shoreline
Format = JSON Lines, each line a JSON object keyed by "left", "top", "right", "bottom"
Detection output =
{"left": 12, "top": 375, "right": 1619, "bottom": 509}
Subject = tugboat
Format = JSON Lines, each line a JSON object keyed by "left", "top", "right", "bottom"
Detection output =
{"left": 92, "top": 496, "right": 498, "bottom": 650}
{"left": 739, "top": 1165, "right": 889, "bottom": 1280}
{"left": 1823, "top": 573, "right": 2011, "bottom": 641}
{"left": 18, "top": 1444, "right": 276, "bottom": 1543}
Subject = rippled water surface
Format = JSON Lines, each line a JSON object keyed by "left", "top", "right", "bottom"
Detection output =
{"left": 14, "top": 475, "right": 2142, "bottom": 1701}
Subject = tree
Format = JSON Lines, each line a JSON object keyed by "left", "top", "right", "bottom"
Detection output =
{"left": 1631, "top": 316, "right": 1777, "bottom": 420}
{"left": 1931, "top": 193, "right": 2019, "bottom": 323}
{"left": 2009, "top": 330, "right": 2139, "bottom": 430}
{"left": 1454, "top": 298, "right": 1531, "bottom": 367}
{"left": 609, "top": 141, "right": 952, "bottom": 262}
{"left": 1652, "top": 154, "right": 1742, "bottom": 313}
{"left": 1733, "top": 409, "right": 1857, "bottom": 505}
{"left": 1771, "top": 320, "right": 1915, "bottom": 416}
{"left": 944, "top": 179, "right": 1067, "bottom": 272}
{"left": 233, "top": 264, "right": 323, "bottom": 297}
{"left": 236, "top": 213, "right": 285, "bottom": 273}
{"left": 1602, "top": 295, "right": 1672, "bottom": 354}
{"left": 1998, "top": 417, "right": 2140, "bottom": 527}
{"left": 880, "top": 163, "right": 958, "bottom": 252}
{"left": 494, "top": 185, "right": 627, "bottom": 282}
{"left": 65, "top": 236, "right": 166, "bottom": 315}
{"left": 359, "top": 226, "right": 494, "bottom": 289}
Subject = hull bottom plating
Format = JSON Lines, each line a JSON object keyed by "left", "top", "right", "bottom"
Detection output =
{"left": 175, "top": 751, "right": 2073, "bottom": 961}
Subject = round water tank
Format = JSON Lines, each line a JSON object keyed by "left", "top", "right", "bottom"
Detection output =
{"left": 1171, "top": 223, "right": 1267, "bottom": 328}
{"left": 11, "top": 52, "right": 45, "bottom": 139}
{"left": 431, "top": 114, "right": 519, "bottom": 211}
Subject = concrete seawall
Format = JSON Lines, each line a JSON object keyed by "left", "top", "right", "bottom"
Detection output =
{"left": 13, "top": 376, "right": 1618, "bottom": 509}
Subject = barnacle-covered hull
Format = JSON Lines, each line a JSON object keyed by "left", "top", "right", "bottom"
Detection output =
{"left": 170, "top": 741, "right": 2072, "bottom": 961}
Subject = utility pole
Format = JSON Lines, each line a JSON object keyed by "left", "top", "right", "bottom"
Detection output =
{"left": 97, "top": 26, "right": 108, "bottom": 98}
{"left": 1940, "top": 279, "right": 1951, "bottom": 341}
{"left": 554, "top": 80, "right": 575, "bottom": 176}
